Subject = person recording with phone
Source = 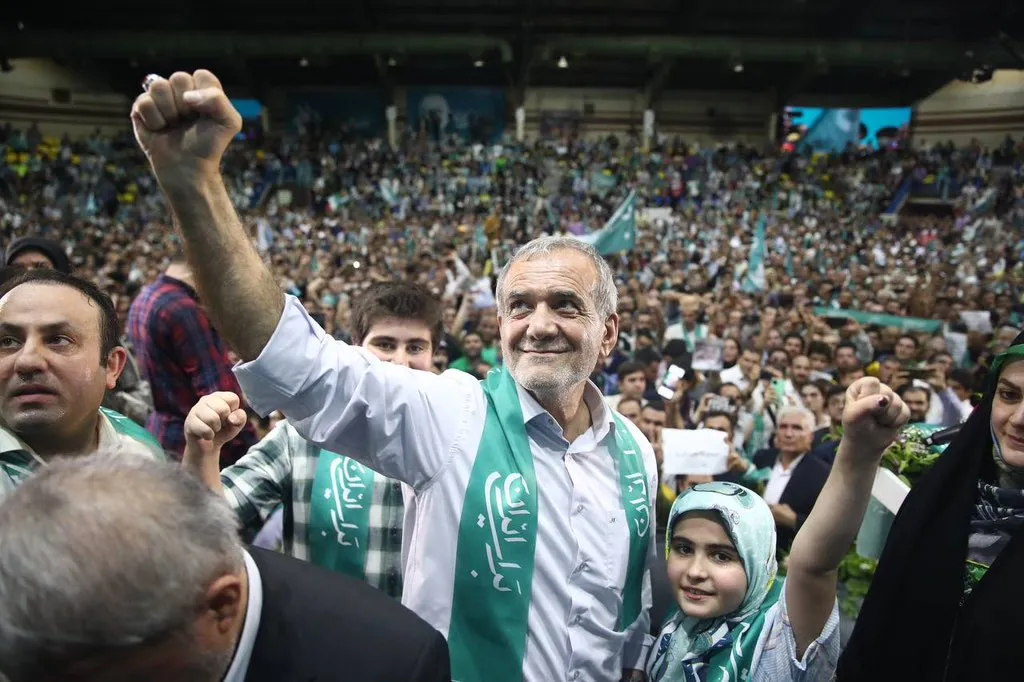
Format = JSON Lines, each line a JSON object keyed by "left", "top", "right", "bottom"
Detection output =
{"left": 890, "top": 362, "right": 965, "bottom": 427}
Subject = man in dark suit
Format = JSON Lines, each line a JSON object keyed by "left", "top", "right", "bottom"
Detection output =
{"left": 0, "top": 449, "right": 450, "bottom": 682}
{"left": 753, "top": 406, "right": 832, "bottom": 552}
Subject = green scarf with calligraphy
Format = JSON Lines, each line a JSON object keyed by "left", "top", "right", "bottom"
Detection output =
{"left": 446, "top": 366, "right": 651, "bottom": 682}
{"left": 308, "top": 450, "right": 378, "bottom": 580}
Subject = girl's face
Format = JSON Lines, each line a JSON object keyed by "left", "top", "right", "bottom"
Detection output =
{"left": 667, "top": 511, "right": 748, "bottom": 620}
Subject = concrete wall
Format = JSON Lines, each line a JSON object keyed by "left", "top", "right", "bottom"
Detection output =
{"left": 0, "top": 59, "right": 130, "bottom": 138}
{"left": 522, "top": 87, "right": 772, "bottom": 143}
{"left": 914, "top": 70, "right": 1024, "bottom": 148}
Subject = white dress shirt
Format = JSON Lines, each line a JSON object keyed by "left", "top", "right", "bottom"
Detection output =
{"left": 762, "top": 454, "right": 805, "bottom": 506}
{"left": 222, "top": 550, "right": 263, "bottom": 682}
{"left": 234, "top": 296, "right": 657, "bottom": 681}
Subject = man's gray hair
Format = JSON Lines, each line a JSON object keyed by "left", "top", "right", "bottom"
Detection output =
{"left": 0, "top": 448, "right": 243, "bottom": 681}
{"left": 495, "top": 236, "right": 618, "bottom": 320}
{"left": 778, "top": 405, "right": 817, "bottom": 431}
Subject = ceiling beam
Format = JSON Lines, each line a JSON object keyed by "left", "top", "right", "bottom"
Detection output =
{"left": 3, "top": 31, "right": 516, "bottom": 63}
{"left": 538, "top": 34, "right": 1014, "bottom": 68}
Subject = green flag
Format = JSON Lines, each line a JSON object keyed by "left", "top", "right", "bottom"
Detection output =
{"left": 812, "top": 308, "right": 943, "bottom": 334}
{"left": 579, "top": 191, "right": 636, "bottom": 255}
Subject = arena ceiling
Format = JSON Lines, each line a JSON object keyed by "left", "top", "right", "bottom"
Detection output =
{"left": 3, "top": 0, "right": 1024, "bottom": 104}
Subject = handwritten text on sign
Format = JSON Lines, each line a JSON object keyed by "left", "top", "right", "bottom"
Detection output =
{"left": 661, "top": 428, "right": 730, "bottom": 476}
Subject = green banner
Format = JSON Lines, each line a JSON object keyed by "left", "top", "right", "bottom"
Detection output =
{"left": 813, "top": 308, "right": 942, "bottom": 334}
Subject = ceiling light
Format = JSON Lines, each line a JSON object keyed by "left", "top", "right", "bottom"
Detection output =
{"left": 557, "top": 56, "right": 569, "bottom": 69}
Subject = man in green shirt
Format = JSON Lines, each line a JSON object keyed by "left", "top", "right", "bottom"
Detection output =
{"left": 450, "top": 330, "right": 499, "bottom": 375}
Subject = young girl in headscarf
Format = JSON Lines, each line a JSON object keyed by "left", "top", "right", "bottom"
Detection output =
{"left": 839, "top": 332, "right": 1024, "bottom": 680}
{"left": 647, "top": 377, "right": 910, "bottom": 681}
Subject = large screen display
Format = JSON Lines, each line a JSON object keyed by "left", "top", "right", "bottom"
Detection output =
{"left": 781, "top": 107, "right": 912, "bottom": 154}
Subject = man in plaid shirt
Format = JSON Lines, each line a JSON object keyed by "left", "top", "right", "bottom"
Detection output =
{"left": 127, "top": 252, "right": 257, "bottom": 464}
{"left": 182, "top": 282, "right": 443, "bottom": 599}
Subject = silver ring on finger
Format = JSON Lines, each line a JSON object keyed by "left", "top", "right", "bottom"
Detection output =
{"left": 142, "top": 74, "right": 162, "bottom": 92}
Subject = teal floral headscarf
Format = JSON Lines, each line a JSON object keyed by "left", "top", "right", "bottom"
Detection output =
{"left": 647, "top": 481, "right": 781, "bottom": 682}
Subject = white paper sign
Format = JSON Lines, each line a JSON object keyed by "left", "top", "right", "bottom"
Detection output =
{"left": 960, "top": 310, "right": 993, "bottom": 334}
{"left": 661, "top": 428, "right": 730, "bottom": 476}
{"left": 692, "top": 341, "right": 724, "bottom": 372}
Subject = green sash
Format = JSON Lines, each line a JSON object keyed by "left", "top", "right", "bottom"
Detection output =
{"left": 683, "top": 324, "right": 707, "bottom": 353}
{"left": 100, "top": 407, "right": 166, "bottom": 460}
{"left": 447, "top": 366, "right": 651, "bottom": 682}
{"left": 308, "top": 450, "right": 378, "bottom": 578}
{"left": 0, "top": 409, "right": 165, "bottom": 497}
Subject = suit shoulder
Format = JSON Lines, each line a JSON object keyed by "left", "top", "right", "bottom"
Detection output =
{"left": 250, "top": 547, "right": 443, "bottom": 648}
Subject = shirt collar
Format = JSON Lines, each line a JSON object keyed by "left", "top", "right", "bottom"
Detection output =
{"left": 775, "top": 453, "right": 806, "bottom": 472}
{"left": 515, "top": 379, "right": 615, "bottom": 443}
{"left": 158, "top": 274, "right": 199, "bottom": 300}
{"left": 0, "top": 410, "right": 114, "bottom": 458}
{"left": 221, "top": 550, "right": 263, "bottom": 682}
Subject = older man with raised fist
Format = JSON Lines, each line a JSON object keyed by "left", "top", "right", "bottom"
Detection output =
{"left": 133, "top": 71, "right": 658, "bottom": 682}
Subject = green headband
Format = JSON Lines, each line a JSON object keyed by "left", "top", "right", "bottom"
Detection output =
{"left": 990, "top": 343, "right": 1024, "bottom": 378}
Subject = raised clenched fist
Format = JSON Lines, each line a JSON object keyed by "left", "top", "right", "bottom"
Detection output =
{"left": 842, "top": 377, "right": 911, "bottom": 456}
{"left": 131, "top": 70, "right": 242, "bottom": 181}
{"left": 184, "top": 391, "right": 248, "bottom": 457}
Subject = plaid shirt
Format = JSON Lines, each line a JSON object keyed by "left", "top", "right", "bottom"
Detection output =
{"left": 221, "top": 421, "right": 405, "bottom": 599}
{"left": 126, "top": 275, "right": 256, "bottom": 465}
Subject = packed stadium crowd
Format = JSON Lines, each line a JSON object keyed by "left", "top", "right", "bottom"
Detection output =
{"left": 1, "top": 68, "right": 1024, "bottom": 681}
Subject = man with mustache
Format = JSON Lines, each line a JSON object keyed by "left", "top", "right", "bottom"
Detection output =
{"left": 133, "top": 70, "right": 656, "bottom": 682}
{"left": 0, "top": 268, "right": 165, "bottom": 498}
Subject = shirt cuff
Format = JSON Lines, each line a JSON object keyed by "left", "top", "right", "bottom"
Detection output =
{"left": 232, "top": 295, "right": 326, "bottom": 417}
{"left": 622, "top": 633, "right": 655, "bottom": 671}
{"left": 783, "top": 594, "right": 840, "bottom": 671}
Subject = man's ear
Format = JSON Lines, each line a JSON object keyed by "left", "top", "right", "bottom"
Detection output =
{"left": 104, "top": 347, "right": 128, "bottom": 390}
{"left": 600, "top": 313, "right": 620, "bottom": 359}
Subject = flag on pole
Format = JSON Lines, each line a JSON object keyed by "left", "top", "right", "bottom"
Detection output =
{"left": 576, "top": 191, "right": 637, "bottom": 255}
{"left": 379, "top": 181, "right": 398, "bottom": 207}
{"left": 741, "top": 214, "right": 767, "bottom": 293}
{"left": 545, "top": 199, "right": 560, "bottom": 229}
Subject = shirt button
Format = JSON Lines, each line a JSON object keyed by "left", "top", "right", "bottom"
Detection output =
{"left": 576, "top": 504, "right": 584, "bottom": 513}
{"left": 571, "top": 672, "right": 580, "bottom": 680}
{"left": 390, "top": 526, "right": 400, "bottom": 538}
{"left": 391, "top": 482, "right": 401, "bottom": 493}
{"left": 578, "top": 561, "right": 588, "bottom": 573}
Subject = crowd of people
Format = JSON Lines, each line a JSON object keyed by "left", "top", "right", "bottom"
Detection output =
{"left": 0, "top": 66, "right": 1023, "bottom": 682}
